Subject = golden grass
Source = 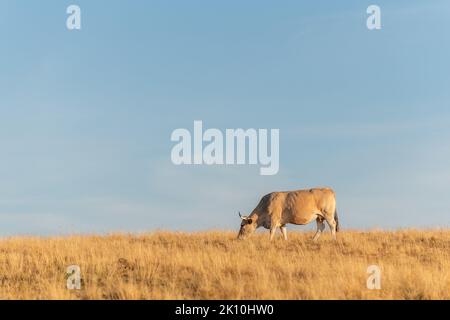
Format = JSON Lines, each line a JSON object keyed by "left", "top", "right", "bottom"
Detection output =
{"left": 0, "top": 230, "right": 449, "bottom": 300}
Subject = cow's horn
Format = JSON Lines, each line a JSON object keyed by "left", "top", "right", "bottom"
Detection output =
{"left": 239, "top": 212, "right": 248, "bottom": 220}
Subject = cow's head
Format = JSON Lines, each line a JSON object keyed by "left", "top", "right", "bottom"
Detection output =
{"left": 237, "top": 212, "right": 256, "bottom": 240}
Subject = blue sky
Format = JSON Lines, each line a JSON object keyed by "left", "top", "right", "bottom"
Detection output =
{"left": 1, "top": 0, "right": 450, "bottom": 235}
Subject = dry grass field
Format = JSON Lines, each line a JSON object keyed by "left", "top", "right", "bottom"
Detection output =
{"left": 0, "top": 230, "right": 449, "bottom": 300}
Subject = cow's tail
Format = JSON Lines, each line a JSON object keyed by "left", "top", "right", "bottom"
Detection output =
{"left": 334, "top": 209, "right": 340, "bottom": 232}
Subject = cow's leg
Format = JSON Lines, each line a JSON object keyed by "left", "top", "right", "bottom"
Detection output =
{"left": 280, "top": 225, "right": 288, "bottom": 240}
{"left": 313, "top": 217, "right": 326, "bottom": 241}
{"left": 325, "top": 217, "right": 337, "bottom": 240}
{"left": 269, "top": 226, "right": 277, "bottom": 241}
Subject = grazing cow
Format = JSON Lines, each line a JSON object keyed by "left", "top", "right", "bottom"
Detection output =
{"left": 237, "top": 188, "right": 339, "bottom": 241}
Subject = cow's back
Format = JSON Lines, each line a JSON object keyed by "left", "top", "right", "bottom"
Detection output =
{"left": 283, "top": 188, "right": 336, "bottom": 225}
{"left": 252, "top": 188, "right": 336, "bottom": 226}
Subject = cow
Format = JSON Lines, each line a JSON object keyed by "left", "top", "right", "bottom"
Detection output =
{"left": 237, "top": 188, "right": 339, "bottom": 241}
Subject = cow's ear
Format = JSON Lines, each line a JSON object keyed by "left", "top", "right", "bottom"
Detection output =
{"left": 247, "top": 219, "right": 253, "bottom": 224}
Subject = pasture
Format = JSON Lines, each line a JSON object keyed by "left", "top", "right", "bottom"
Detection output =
{"left": 0, "top": 230, "right": 449, "bottom": 299}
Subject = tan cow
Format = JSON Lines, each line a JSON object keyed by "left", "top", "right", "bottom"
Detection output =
{"left": 237, "top": 188, "right": 339, "bottom": 241}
